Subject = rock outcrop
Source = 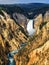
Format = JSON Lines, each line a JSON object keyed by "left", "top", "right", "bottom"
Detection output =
{"left": 0, "top": 10, "right": 28, "bottom": 65}
{"left": 0, "top": 10, "right": 49, "bottom": 65}
{"left": 14, "top": 16, "right": 49, "bottom": 65}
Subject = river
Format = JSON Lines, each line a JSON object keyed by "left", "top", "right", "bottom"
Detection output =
{"left": 7, "top": 43, "right": 27, "bottom": 65}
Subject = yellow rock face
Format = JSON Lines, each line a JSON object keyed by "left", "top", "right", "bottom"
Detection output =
{"left": 34, "top": 14, "right": 43, "bottom": 29}
{"left": 28, "top": 41, "right": 49, "bottom": 65}
{"left": 14, "top": 16, "right": 49, "bottom": 65}
{"left": 0, "top": 10, "right": 28, "bottom": 51}
{"left": 0, "top": 10, "right": 49, "bottom": 65}
{"left": 0, "top": 10, "right": 28, "bottom": 65}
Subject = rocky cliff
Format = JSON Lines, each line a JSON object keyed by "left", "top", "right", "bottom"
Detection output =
{"left": 14, "top": 16, "right": 49, "bottom": 65}
{"left": 0, "top": 10, "right": 28, "bottom": 65}
{"left": 0, "top": 10, "right": 49, "bottom": 65}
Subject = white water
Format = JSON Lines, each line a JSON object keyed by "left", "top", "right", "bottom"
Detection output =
{"left": 27, "top": 19, "right": 36, "bottom": 36}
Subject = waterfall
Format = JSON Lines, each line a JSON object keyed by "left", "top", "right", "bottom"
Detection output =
{"left": 27, "top": 19, "right": 36, "bottom": 36}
